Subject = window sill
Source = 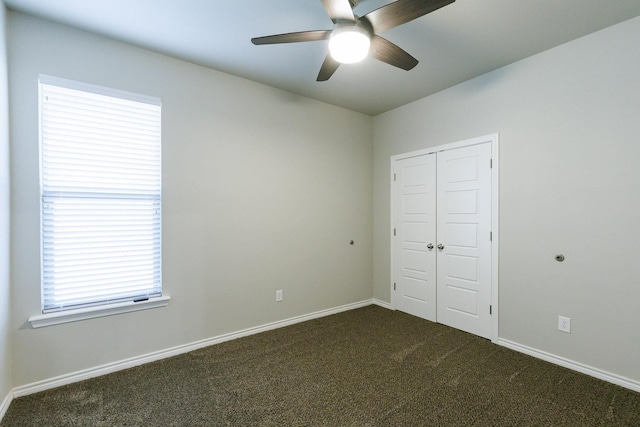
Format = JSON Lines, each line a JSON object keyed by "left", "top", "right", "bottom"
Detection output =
{"left": 28, "top": 295, "right": 171, "bottom": 328}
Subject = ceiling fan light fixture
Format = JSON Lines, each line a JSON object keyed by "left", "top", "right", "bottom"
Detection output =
{"left": 329, "top": 25, "right": 371, "bottom": 64}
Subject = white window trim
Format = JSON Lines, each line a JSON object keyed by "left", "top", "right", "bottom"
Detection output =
{"left": 39, "top": 74, "right": 161, "bottom": 106}
{"left": 29, "top": 295, "right": 171, "bottom": 328}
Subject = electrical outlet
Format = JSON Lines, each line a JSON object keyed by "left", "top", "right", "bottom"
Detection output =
{"left": 276, "top": 289, "right": 283, "bottom": 302}
{"left": 558, "top": 316, "right": 571, "bottom": 333}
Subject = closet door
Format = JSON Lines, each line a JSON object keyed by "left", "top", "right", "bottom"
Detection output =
{"left": 436, "top": 143, "right": 492, "bottom": 339}
{"left": 392, "top": 154, "right": 437, "bottom": 321}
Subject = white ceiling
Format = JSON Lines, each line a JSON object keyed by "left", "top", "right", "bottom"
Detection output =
{"left": 4, "top": 0, "right": 640, "bottom": 115}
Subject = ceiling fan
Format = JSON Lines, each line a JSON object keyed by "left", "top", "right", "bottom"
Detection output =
{"left": 251, "top": 0, "right": 455, "bottom": 81}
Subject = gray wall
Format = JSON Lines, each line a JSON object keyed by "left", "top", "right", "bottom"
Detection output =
{"left": 8, "top": 12, "right": 373, "bottom": 387}
{"left": 0, "top": 4, "right": 13, "bottom": 409}
{"left": 373, "top": 16, "right": 640, "bottom": 383}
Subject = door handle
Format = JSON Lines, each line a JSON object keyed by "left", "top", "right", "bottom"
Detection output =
{"left": 437, "top": 243, "right": 445, "bottom": 250}
{"left": 427, "top": 243, "right": 434, "bottom": 250}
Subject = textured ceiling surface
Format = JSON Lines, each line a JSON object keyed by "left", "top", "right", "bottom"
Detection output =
{"left": 5, "top": 0, "right": 640, "bottom": 115}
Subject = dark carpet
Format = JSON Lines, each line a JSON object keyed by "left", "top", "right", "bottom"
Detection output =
{"left": 3, "top": 305, "right": 640, "bottom": 426}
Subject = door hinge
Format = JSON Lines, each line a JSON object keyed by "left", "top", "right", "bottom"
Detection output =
{"left": 393, "top": 228, "right": 396, "bottom": 236}
{"left": 490, "top": 231, "right": 493, "bottom": 241}
{"left": 490, "top": 305, "right": 492, "bottom": 315}
{"left": 490, "top": 159, "right": 493, "bottom": 169}
{"left": 393, "top": 173, "right": 397, "bottom": 181}
{"left": 393, "top": 282, "right": 396, "bottom": 291}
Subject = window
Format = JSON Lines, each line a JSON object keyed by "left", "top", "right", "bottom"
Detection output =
{"left": 38, "top": 75, "right": 162, "bottom": 317}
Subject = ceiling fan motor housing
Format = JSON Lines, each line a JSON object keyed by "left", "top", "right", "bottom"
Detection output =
{"left": 333, "top": 15, "right": 373, "bottom": 35}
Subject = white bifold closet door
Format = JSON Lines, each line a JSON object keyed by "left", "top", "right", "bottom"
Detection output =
{"left": 392, "top": 154, "right": 438, "bottom": 322}
{"left": 392, "top": 142, "right": 492, "bottom": 339}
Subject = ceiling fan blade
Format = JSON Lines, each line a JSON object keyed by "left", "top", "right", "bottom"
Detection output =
{"left": 369, "top": 35, "right": 418, "bottom": 70}
{"left": 362, "top": 0, "right": 454, "bottom": 33}
{"left": 317, "top": 53, "right": 341, "bottom": 81}
{"left": 321, "top": 0, "right": 355, "bottom": 23}
{"left": 252, "top": 30, "right": 332, "bottom": 45}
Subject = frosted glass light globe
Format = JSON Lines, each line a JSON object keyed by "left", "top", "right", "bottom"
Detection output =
{"left": 329, "top": 27, "right": 371, "bottom": 64}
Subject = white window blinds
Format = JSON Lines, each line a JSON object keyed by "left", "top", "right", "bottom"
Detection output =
{"left": 39, "top": 75, "right": 162, "bottom": 313}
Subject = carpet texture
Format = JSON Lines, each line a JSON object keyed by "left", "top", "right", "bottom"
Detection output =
{"left": 3, "top": 306, "right": 640, "bottom": 426}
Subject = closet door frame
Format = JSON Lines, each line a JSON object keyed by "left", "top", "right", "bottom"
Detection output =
{"left": 390, "top": 133, "right": 500, "bottom": 343}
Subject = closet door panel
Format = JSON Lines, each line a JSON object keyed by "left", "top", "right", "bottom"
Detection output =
{"left": 392, "top": 154, "right": 437, "bottom": 321}
{"left": 436, "top": 142, "right": 492, "bottom": 339}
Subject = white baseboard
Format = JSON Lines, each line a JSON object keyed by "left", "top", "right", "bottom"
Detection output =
{"left": 498, "top": 338, "right": 640, "bottom": 393}
{"left": 12, "top": 299, "right": 376, "bottom": 398}
{"left": 371, "top": 298, "right": 392, "bottom": 310}
{"left": 0, "top": 391, "right": 12, "bottom": 421}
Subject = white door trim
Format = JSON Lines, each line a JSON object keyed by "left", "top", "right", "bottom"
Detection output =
{"left": 390, "top": 133, "right": 500, "bottom": 343}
